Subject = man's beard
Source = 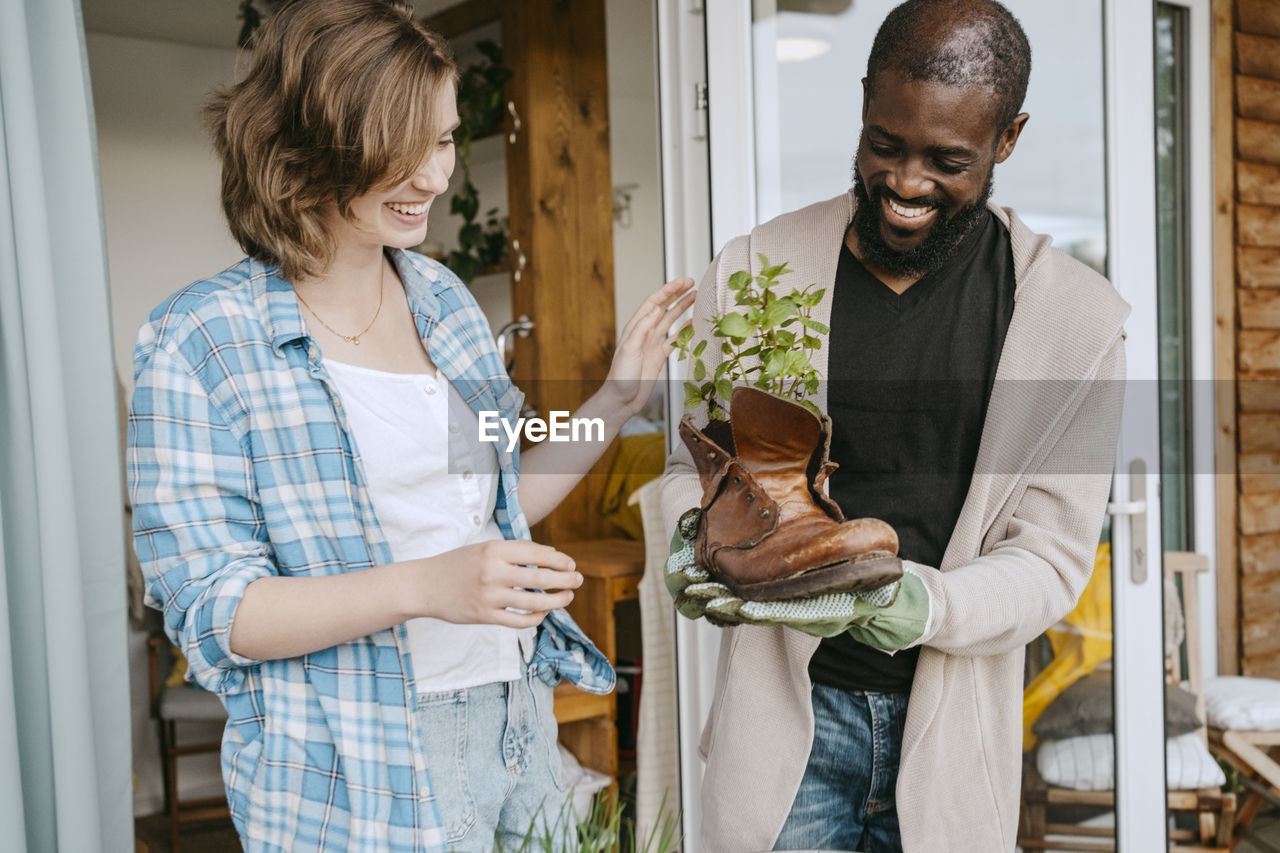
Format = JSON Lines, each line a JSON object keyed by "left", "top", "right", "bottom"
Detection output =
{"left": 850, "top": 159, "right": 994, "bottom": 279}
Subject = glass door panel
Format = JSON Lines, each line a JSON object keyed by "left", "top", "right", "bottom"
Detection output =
{"left": 679, "top": 0, "right": 1171, "bottom": 849}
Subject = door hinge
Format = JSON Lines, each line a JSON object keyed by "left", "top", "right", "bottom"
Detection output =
{"left": 693, "top": 81, "right": 708, "bottom": 140}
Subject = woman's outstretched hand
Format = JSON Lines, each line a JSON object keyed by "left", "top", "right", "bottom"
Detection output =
{"left": 603, "top": 277, "right": 697, "bottom": 417}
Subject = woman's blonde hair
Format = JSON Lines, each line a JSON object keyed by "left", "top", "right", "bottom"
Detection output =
{"left": 206, "top": 0, "right": 458, "bottom": 281}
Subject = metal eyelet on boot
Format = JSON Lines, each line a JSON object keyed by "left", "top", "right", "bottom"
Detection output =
{"left": 760, "top": 509, "right": 770, "bottom": 518}
{"left": 745, "top": 492, "right": 755, "bottom": 503}
{"left": 732, "top": 475, "right": 741, "bottom": 485}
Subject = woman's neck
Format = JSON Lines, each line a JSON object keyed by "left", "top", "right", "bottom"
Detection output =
{"left": 294, "top": 244, "right": 388, "bottom": 308}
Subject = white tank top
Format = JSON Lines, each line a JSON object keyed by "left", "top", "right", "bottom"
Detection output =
{"left": 324, "top": 358, "right": 533, "bottom": 692}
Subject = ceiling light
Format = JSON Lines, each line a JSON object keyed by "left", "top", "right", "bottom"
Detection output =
{"left": 776, "top": 37, "right": 832, "bottom": 63}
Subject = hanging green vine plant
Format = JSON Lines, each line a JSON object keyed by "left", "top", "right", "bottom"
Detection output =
{"left": 235, "top": 0, "right": 283, "bottom": 47}
{"left": 446, "top": 40, "right": 513, "bottom": 284}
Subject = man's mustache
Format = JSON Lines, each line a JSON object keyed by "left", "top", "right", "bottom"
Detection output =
{"left": 871, "top": 185, "right": 944, "bottom": 210}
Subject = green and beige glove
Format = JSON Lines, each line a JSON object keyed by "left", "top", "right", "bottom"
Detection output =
{"left": 666, "top": 508, "right": 931, "bottom": 650}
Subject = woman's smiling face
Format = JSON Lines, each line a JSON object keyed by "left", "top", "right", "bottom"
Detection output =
{"left": 329, "top": 84, "right": 461, "bottom": 255}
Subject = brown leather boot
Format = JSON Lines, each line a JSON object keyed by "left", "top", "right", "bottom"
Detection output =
{"left": 678, "top": 386, "right": 902, "bottom": 600}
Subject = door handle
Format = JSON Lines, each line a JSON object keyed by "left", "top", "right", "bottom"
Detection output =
{"left": 1107, "top": 458, "right": 1149, "bottom": 584}
{"left": 511, "top": 238, "right": 528, "bottom": 283}
{"left": 495, "top": 315, "right": 534, "bottom": 371}
{"left": 507, "top": 100, "right": 522, "bottom": 145}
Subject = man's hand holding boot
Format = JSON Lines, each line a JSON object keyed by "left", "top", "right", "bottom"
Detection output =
{"left": 666, "top": 508, "right": 931, "bottom": 650}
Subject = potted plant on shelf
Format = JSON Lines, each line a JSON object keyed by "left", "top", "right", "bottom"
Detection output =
{"left": 444, "top": 39, "right": 512, "bottom": 284}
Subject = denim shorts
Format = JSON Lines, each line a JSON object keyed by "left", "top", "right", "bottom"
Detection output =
{"left": 773, "top": 684, "right": 910, "bottom": 853}
{"left": 415, "top": 666, "right": 572, "bottom": 851}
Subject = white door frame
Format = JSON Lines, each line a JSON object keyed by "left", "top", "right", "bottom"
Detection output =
{"left": 1104, "top": 0, "right": 1169, "bottom": 839}
{"left": 656, "top": 2, "right": 715, "bottom": 847}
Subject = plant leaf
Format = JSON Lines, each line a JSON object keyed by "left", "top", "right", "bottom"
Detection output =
{"left": 692, "top": 338, "right": 707, "bottom": 357}
{"left": 727, "top": 270, "right": 751, "bottom": 292}
{"left": 799, "top": 317, "right": 831, "bottom": 334}
{"left": 762, "top": 348, "right": 785, "bottom": 378}
{"left": 714, "top": 312, "right": 752, "bottom": 338}
{"left": 783, "top": 349, "right": 808, "bottom": 375}
{"left": 683, "top": 382, "right": 703, "bottom": 410}
{"left": 674, "top": 324, "right": 695, "bottom": 349}
{"left": 761, "top": 297, "right": 798, "bottom": 329}
{"left": 692, "top": 359, "right": 706, "bottom": 381}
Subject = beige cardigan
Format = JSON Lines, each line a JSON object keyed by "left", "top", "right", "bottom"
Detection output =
{"left": 659, "top": 191, "right": 1129, "bottom": 853}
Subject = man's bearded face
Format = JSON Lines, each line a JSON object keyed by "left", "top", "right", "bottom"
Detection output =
{"left": 851, "top": 69, "right": 1016, "bottom": 278}
{"left": 851, "top": 157, "right": 993, "bottom": 278}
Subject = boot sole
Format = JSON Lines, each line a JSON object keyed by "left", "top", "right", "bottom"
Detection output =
{"left": 722, "top": 552, "right": 904, "bottom": 601}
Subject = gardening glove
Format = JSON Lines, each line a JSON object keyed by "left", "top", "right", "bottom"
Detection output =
{"left": 666, "top": 508, "right": 931, "bottom": 649}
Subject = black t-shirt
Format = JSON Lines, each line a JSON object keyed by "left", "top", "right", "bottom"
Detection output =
{"left": 808, "top": 210, "right": 1016, "bottom": 694}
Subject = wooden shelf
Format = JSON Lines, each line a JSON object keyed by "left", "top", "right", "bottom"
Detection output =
{"left": 553, "top": 682, "right": 612, "bottom": 725}
{"left": 551, "top": 538, "right": 646, "bottom": 782}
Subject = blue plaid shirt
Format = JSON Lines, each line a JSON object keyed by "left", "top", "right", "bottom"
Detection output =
{"left": 128, "top": 250, "right": 615, "bottom": 852}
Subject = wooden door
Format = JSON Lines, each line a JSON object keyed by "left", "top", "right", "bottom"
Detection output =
{"left": 428, "top": 0, "right": 620, "bottom": 548}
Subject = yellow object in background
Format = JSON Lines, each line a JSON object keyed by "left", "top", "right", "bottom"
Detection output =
{"left": 1022, "top": 543, "right": 1114, "bottom": 751}
{"left": 601, "top": 432, "right": 666, "bottom": 540}
{"left": 166, "top": 646, "right": 189, "bottom": 688}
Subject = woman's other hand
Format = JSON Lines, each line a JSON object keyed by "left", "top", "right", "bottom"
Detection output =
{"left": 602, "top": 277, "right": 696, "bottom": 417}
{"left": 413, "top": 539, "right": 583, "bottom": 629}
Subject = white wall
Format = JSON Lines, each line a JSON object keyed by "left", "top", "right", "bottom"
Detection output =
{"left": 90, "top": 33, "right": 244, "bottom": 391}
{"left": 606, "top": 0, "right": 666, "bottom": 336}
{"left": 87, "top": 30, "right": 242, "bottom": 816}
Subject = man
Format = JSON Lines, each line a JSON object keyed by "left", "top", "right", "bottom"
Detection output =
{"left": 659, "top": 1, "right": 1128, "bottom": 851}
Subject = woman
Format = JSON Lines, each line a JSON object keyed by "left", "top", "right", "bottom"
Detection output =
{"left": 127, "top": 1, "right": 693, "bottom": 850}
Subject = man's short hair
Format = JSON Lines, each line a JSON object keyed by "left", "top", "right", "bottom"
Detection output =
{"left": 205, "top": 0, "right": 458, "bottom": 281}
{"left": 866, "top": 0, "right": 1031, "bottom": 134}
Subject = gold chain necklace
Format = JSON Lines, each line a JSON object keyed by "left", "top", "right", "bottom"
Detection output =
{"left": 295, "top": 262, "right": 386, "bottom": 346}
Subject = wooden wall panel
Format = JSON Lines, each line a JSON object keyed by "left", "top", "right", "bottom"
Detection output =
{"left": 1238, "top": 161, "right": 1280, "bottom": 206}
{"left": 1239, "top": 289, "right": 1280, "bottom": 328}
{"left": 1238, "top": 0, "right": 1280, "bottom": 37}
{"left": 1240, "top": 247, "right": 1280, "bottom": 287}
{"left": 1236, "top": 32, "right": 1280, "bottom": 79}
{"left": 1242, "top": 530, "right": 1280, "bottom": 573}
{"left": 1239, "top": 203, "right": 1280, "bottom": 246}
{"left": 1238, "top": 75, "right": 1280, "bottom": 122}
{"left": 1221, "top": 0, "right": 1280, "bottom": 676}
{"left": 1241, "top": 452, "right": 1280, "bottom": 493}
{"left": 1240, "top": 451, "right": 1280, "bottom": 474}
{"left": 1241, "top": 570, "right": 1280, "bottom": 612}
{"left": 1242, "top": 650, "right": 1280, "bottom": 679}
{"left": 1241, "top": 493, "right": 1280, "bottom": 535}
{"left": 1238, "top": 118, "right": 1280, "bottom": 165}
{"left": 1242, "top": 614, "right": 1280, "bottom": 658}
{"left": 1240, "top": 330, "right": 1280, "bottom": 372}
{"left": 1215, "top": 0, "right": 1240, "bottom": 674}
{"left": 1240, "top": 381, "right": 1280, "bottom": 411}
{"left": 1239, "top": 412, "right": 1280, "bottom": 452}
